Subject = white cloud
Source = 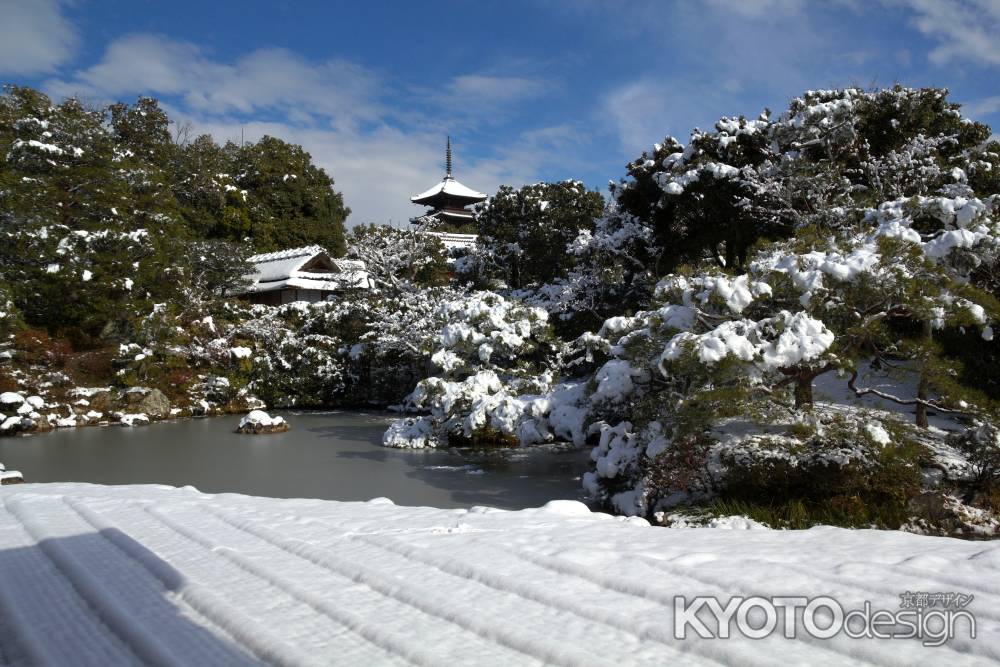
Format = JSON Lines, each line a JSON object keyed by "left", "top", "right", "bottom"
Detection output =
{"left": 894, "top": 0, "right": 1000, "bottom": 67}
{"left": 704, "top": 0, "right": 805, "bottom": 18}
{"left": 595, "top": 2, "right": 880, "bottom": 156}
{"left": 0, "top": 0, "right": 79, "bottom": 76}
{"left": 601, "top": 79, "right": 679, "bottom": 156}
{"left": 408, "top": 70, "right": 553, "bottom": 133}
{"left": 441, "top": 74, "right": 548, "bottom": 108}
{"left": 962, "top": 95, "right": 1000, "bottom": 118}
{"left": 46, "top": 34, "right": 383, "bottom": 127}
{"left": 43, "top": 31, "right": 577, "bottom": 228}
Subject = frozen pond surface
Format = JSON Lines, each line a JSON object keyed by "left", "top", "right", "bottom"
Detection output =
{"left": 0, "top": 411, "right": 591, "bottom": 509}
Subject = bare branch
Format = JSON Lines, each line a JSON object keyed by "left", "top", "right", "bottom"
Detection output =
{"left": 846, "top": 369, "right": 973, "bottom": 415}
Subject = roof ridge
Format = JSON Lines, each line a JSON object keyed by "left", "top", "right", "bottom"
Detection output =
{"left": 247, "top": 244, "right": 327, "bottom": 263}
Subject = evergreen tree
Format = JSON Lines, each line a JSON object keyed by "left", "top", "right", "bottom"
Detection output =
{"left": 232, "top": 136, "right": 349, "bottom": 255}
{"left": 471, "top": 181, "right": 604, "bottom": 289}
{"left": 172, "top": 135, "right": 252, "bottom": 241}
{"left": 0, "top": 86, "right": 351, "bottom": 343}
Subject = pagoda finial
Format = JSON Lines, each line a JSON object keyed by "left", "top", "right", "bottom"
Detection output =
{"left": 445, "top": 136, "right": 453, "bottom": 179}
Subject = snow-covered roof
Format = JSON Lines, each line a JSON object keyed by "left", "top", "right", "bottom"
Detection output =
{"left": 423, "top": 231, "right": 479, "bottom": 250}
{"left": 239, "top": 246, "right": 373, "bottom": 294}
{"left": 246, "top": 245, "right": 328, "bottom": 283}
{"left": 3, "top": 482, "right": 999, "bottom": 665}
{"left": 243, "top": 273, "right": 374, "bottom": 294}
{"left": 333, "top": 258, "right": 366, "bottom": 272}
{"left": 411, "top": 177, "right": 487, "bottom": 204}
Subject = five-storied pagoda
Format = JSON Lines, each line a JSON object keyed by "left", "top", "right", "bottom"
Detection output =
{"left": 410, "top": 137, "right": 487, "bottom": 232}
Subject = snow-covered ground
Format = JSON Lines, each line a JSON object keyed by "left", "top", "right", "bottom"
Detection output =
{"left": 1, "top": 483, "right": 998, "bottom": 666}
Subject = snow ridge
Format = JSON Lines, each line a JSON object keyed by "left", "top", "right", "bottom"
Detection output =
{"left": 2, "top": 484, "right": 999, "bottom": 666}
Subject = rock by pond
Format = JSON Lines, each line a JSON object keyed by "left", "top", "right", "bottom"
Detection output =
{"left": 236, "top": 410, "right": 289, "bottom": 434}
{"left": 0, "top": 462, "right": 23, "bottom": 485}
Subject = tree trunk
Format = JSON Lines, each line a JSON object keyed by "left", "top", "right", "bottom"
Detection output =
{"left": 915, "top": 319, "right": 932, "bottom": 429}
{"left": 794, "top": 373, "right": 814, "bottom": 409}
{"left": 915, "top": 376, "right": 929, "bottom": 428}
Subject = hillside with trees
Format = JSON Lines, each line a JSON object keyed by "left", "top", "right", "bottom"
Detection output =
{"left": 0, "top": 85, "right": 348, "bottom": 344}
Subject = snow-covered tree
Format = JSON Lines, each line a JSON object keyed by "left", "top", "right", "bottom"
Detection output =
{"left": 465, "top": 181, "right": 604, "bottom": 289}
{"left": 439, "top": 86, "right": 1000, "bottom": 530}
{"left": 346, "top": 224, "right": 449, "bottom": 288}
{"left": 384, "top": 291, "right": 563, "bottom": 448}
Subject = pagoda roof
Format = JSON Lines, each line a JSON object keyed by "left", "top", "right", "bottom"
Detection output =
{"left": 411, "top": 177, "right": 487, "bottom": 205}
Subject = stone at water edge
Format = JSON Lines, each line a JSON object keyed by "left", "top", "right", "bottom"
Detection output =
{"left": 235, "top": 410, "right": 290, "bottom": 435}
{"left": 88, "top": 390, "right": 112, "bottom": 413}
{"left": 120, "top": 387, "right": 171, "bottom": 419}
{"left": 0, "top": 414, "right": 38, "bottom": 435}
{"left": 0, "top": 463, "right": 24, "bottom": 485}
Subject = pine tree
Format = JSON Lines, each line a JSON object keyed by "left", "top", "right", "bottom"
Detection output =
{"left": 232, "top": 136, "right": 349, "bottom": 255}
{"left": 471, "top": 181, "right": 604, "bottom": 289}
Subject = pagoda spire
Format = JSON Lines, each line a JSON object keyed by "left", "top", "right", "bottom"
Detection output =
{"left": 445, "top": 136, "right": 453, "bottom": 179}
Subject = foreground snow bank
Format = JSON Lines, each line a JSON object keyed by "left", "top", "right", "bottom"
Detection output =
{"left": 0, "top": 483, "right": 997, "bottom": 665}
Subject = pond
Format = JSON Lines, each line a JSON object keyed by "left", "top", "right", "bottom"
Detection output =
{"left": 0, "top": 411, "right": 593, "bottom": 510}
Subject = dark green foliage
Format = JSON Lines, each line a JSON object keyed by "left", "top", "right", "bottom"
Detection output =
{"left": 174, "top": 135, "right": 350, "bottom": 254}
{"left": 0, "top": 85, "right": 351, "bottom": 343}
{"left": 172, "top": 133, "right": 351, "bottom": 254}
{"left": 230, "top": 136, "right": 349, "bottom": 255}
{"left": 718, "top": 436, "right": 926, "bottom": 529}
{"left": 172, "top": 135, "right": 252, "bottom": 240}
{"left": 967, "top": 140, "right": 1000, "bottom": 197}
{"left": 855, "top": 86, "right": 990, "bottom": 161}
{"left": 473, "top": 181, "right": 604, "bottom": 288}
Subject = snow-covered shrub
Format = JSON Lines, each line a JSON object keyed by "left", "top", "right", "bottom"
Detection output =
{"left": 325, "top": 286, "right": 461, "bottom": 404}
{"left": 578, "top": 217, "right": 997, "bottom": 515}
{"left": 584, "top": 404, "right": 926, "bottom": 525}
{"left": 520, "top": 208, "right": 659, "bottom": 336}
{"left": 232, "top": 303, "right": 346, "bottom": 408}
{"left": 347, "top": 224, "right": 450, "bottom": 288}
{"left": 948, "top": 421, "right": 1000, "bottom": 491}
{"left": 384, "top": 291, "right": 572, "bottom": 447}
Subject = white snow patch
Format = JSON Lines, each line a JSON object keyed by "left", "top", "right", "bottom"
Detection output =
{"left": 0, "top": 483, "right": 995, "bottom": 665}
{"left": 0, "top": 392, "right": 24, "bottom": 406}
{"left": 239, "top": 410, "right": 285, "bottom": 428}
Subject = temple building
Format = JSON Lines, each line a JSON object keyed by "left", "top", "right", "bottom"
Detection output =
{"left": 235, "top": 245, "right": 373, "bottom": 305}
{"left": 410, "top": 137, "right": 487, "bottom": 233}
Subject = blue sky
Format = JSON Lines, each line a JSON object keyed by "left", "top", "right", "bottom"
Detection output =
{"left": 2, "top": 0, "right": 999, "bottom": 226}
